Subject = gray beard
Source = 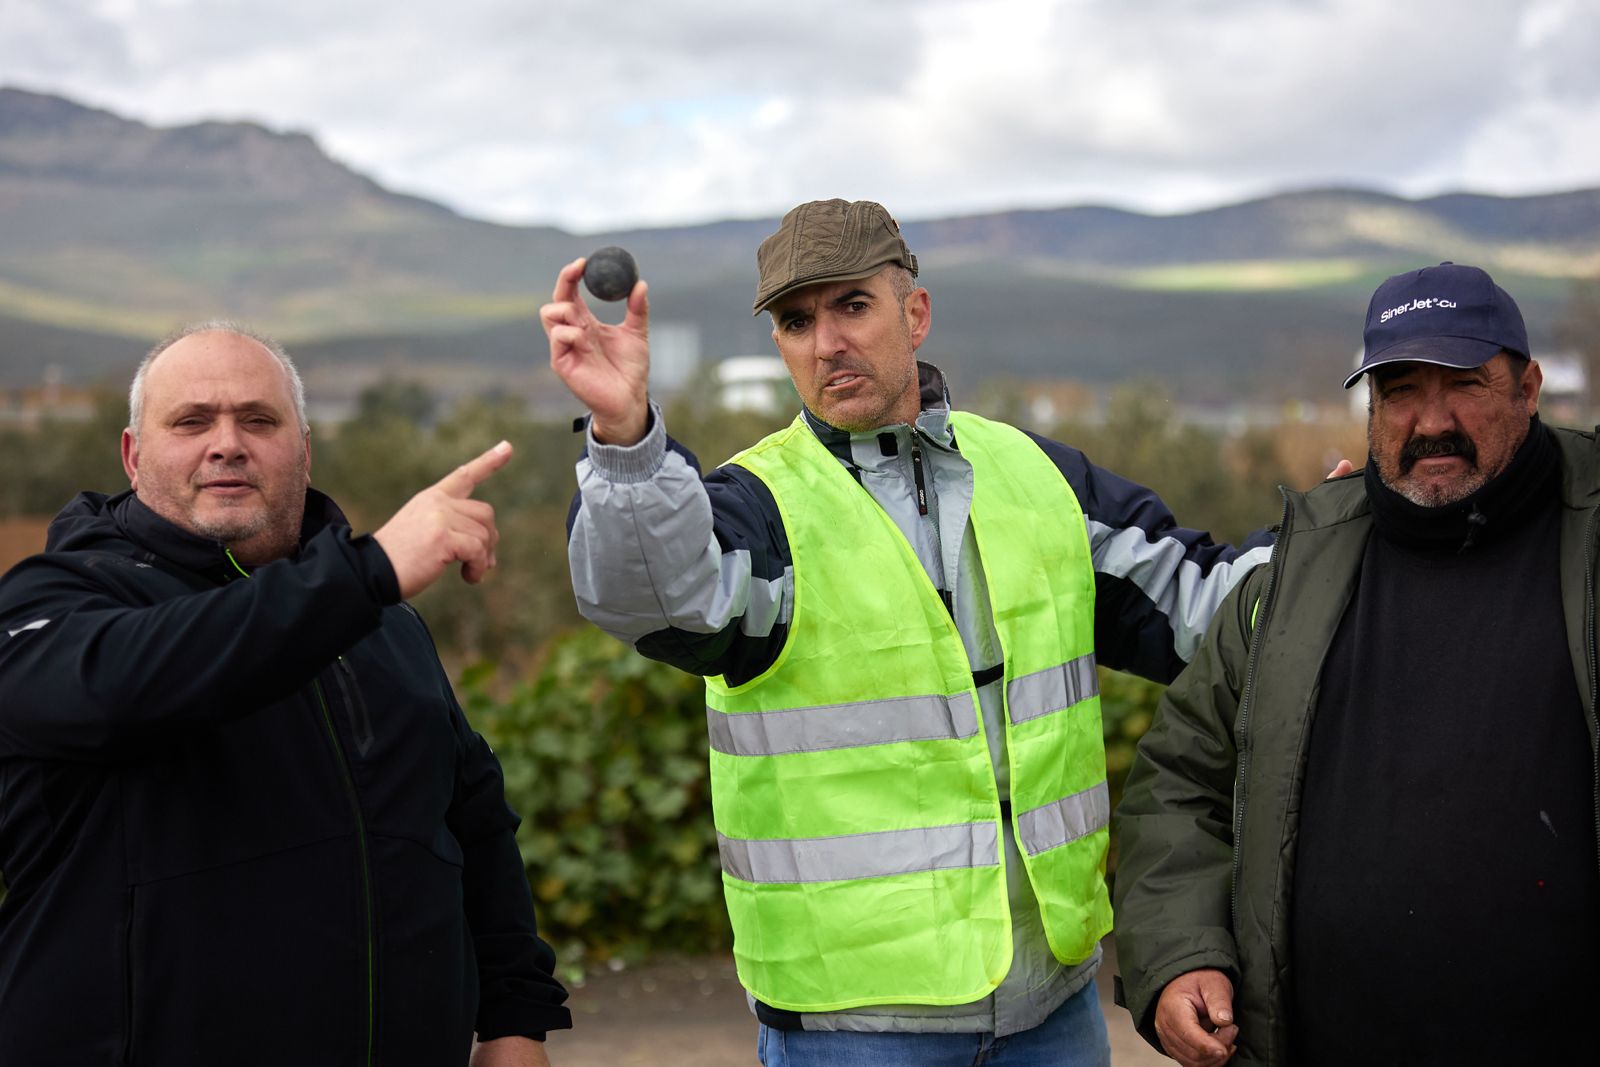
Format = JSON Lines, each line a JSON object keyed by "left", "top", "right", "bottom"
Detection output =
{"left": 193, "top": 506, "right": 301, "bottom": 564}
{"left": 1384, "top": 472, "right": 1485, "bottom": 508}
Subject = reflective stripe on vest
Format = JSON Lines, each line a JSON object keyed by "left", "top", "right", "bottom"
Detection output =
{"left": 1007, "top": 654, "right": 1099, "bottom": 726}
{"left": 717, "top": 821, "right": 999, "bottom": 884}
{"left": 1016, "top": 780, "right": 1110, "bottom": 856}
{"left": 705, "top": 654, "right": 1095, "bottom": 756}
{"left": 705, "top": 412, "right": 1109, "bottom": 1013}
{"left": 706, "top": 690, "right": 979, "bottom": 756}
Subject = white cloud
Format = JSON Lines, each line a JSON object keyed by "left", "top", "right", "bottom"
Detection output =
{"left": 3, "top": 0, "right": 1599, "bottom": 230}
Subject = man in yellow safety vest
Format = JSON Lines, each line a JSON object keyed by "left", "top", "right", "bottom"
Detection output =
{"left": 543, "top": 199, "right": 1269, "bottom": 1066}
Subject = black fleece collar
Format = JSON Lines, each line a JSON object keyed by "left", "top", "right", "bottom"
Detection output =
{"left": 1365, "top": 415, "right": 1560, "bottom": 553}
{"left": 111, "top": 488, "right": 350, "bottom": 581}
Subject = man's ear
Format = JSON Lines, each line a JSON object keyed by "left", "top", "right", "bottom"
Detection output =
{"left": 121, "top": 428, "right": 139, "bottom": 489}
{"left": 904, "top": 287, "right": 932, "bottom": 349}
{"left": 1521, "top": 359, "right": 1544, "bottom": 415}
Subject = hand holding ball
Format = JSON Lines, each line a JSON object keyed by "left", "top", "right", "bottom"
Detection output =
{"left": 582, "top": 247, "right": 639, "bottom": 302}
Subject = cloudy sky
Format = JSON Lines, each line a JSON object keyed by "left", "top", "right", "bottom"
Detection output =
{"left": 7, "top": 0, "right": 1600, "bottom": 232}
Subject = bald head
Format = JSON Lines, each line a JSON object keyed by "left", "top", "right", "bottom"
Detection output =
{"left": 129, "top": 321, "right": 307, "bottom": 442}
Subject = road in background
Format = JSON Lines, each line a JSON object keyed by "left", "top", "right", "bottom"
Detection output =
{"left": 542, "top": 939, "right": 1168, "bottom": 1066}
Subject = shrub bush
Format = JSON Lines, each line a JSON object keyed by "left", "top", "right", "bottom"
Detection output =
{"left": 463, "top": 631, "right": 1169, "bottom": 966}
{"left": 461, "top": 630, "right": 731, "bottom": 968}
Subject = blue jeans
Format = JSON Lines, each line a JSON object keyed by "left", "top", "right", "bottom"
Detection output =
{"left": 755, "top": 980, "right": 1110, "bottom": 1067}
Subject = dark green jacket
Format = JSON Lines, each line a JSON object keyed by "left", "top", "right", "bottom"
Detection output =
{"left": 1112, "top": 425, "right": 1600, "bottom": 1065}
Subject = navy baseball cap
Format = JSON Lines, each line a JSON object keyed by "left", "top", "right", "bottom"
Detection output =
{"left": 1345, "top": 262, "right": 1530, "bottom": 389}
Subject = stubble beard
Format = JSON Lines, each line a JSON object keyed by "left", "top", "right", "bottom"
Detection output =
{"left": 1373, "top": 427, "right": 1517, "bottom": 508}
{"left": 1386, "top": 472, "right": 1485, "bottom": 508}
{"left": 189, "top": 460, "right": 309, "bottom": 565}
{"left": 837, "top": 315, "right": 919, "bottom": 432}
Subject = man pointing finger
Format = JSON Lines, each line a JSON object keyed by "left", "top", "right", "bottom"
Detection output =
{"left": 0, "top": 322, "right": 569, "bottom": 1065}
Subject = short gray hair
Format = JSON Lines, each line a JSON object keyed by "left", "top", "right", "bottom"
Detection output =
{"left": 884, "top": 263, "right": 916, "bottom": 302}
{"left": 129, "top": 320, "right": 308, "bottom": 440}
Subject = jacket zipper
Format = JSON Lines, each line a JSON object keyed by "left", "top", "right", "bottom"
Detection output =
{"left": 225, "top": 551, "right": 374, "bottom": 1065}
{"left": 1584, "top": 505, "right": 1600, "bottom": 881}
{"left": 909, "top": 431, "right": 952, "bottom": 614}
{"left": 910, "top": 438, "right": 929, "bottom": 517}
{"left": 314, "top": 679, "right": 376, "bottom": 1067}
{"left": 1231, "top": 490, "right": 1292, "bottom": 925}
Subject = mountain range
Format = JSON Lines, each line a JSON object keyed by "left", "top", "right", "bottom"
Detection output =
{"left": 4, "top": 85, "right": 1598, "bottom": 407}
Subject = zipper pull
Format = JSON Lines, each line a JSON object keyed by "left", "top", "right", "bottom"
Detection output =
{"left": 911, "top": 443, "right": 928, "bottom": 516}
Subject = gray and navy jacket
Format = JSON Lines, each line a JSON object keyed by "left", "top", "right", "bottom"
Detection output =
{"left": 567, "top": 363, "right": 1272, "bottom": 1036}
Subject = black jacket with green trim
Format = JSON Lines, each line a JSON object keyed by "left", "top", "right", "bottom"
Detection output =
{"left": 1111, "top": 424, "right": 1600, "bottom": 1065}
{"left": 0, "top": 489, "right": 570, "bottom": 1065}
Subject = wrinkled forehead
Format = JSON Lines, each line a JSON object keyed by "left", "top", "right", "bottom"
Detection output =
{"left": 143, "top": 333, "right": 296, "bottom": 413}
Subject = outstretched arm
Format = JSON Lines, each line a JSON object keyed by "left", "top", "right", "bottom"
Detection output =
{"left": 0, "top": 444, "right": 515, "bottom": 760}
{"left": 1027, "top": 432, "right": 1274, "bottom": 682}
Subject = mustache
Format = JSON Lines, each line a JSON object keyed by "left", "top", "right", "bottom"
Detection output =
{"left": 193, "top": 468, "right": 261, "bottom": 488}
{"left": 1399, "top": 432, "right": 1476, "bottom": 473}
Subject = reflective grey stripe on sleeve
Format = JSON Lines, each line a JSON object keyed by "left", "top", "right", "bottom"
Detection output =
{"left": 736, "top": 560, "right": 793, "bottom": 637}
{"left": 1005, "top": 653, "right": 1099, "bottom": 726}
{"left": 707, "top": 690, "right": 979, "bottom": 756}
{"left": 1088, "top": 519, "right": 1272, "bottom": 662}
{"left": 1015, "top": 781, "right": 1110, "bottom": 857}
{"left": 718, "top": 821, "right": 1000, "bottom": 884}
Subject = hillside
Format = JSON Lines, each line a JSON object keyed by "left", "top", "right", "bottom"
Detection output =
{"left": 2, "top": 86, "right": 1596, "bottom": 404}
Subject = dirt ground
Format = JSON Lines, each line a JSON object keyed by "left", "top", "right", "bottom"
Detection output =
{"left": 543, "top": 940, "right": 1166, "bottom": 1066}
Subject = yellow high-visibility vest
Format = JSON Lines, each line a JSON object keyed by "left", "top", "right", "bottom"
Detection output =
{"left": 706, "top": 411, "right": 1110, "bottom": 1012}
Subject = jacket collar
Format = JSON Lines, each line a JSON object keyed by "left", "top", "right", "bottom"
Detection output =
{"left": 109, "top": 488, "right": 350, "bottom": 581}
{"left": 1286, "top": 422, "right": 1600, "bottom": 535}
{"left": 800, "top": 361, "right": 956, "bottom": 470}
{"left": 1364, "top": 416, "right": 1560, "bottom": 553}
{"left": 1553, "top": 423, "right": 1600, "bottom": 510}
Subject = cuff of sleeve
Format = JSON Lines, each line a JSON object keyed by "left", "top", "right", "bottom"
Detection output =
{"left": 585, "top": 403, "right": 666, "bottom": 484}
{"left": 476, "top": 1001, "right": 573, "bottom": 1041}
{"left": 350, "top": 532, "right": 402, "bottom": 605}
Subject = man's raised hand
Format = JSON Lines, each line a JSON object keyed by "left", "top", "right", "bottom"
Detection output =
{"left": 374, "top": 441, "right": 512, "bottom": 600}
{"left": 540, "top": 257, "right": 651, "bottom": 446}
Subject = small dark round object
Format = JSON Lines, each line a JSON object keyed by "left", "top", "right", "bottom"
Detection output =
{"left": 582, "top": 246, "right": 639, "bottom": 302}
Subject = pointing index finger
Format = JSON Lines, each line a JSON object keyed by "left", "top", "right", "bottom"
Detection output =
{"left": 437, "top": 440, "right": 514, "bottom": 497}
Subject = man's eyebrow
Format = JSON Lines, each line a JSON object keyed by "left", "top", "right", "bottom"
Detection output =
{"left": 165, "top": 400, "right": 281, "bottom": 419}
{"left": 828, "top": 288, "right": 872, "bottom": 308}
